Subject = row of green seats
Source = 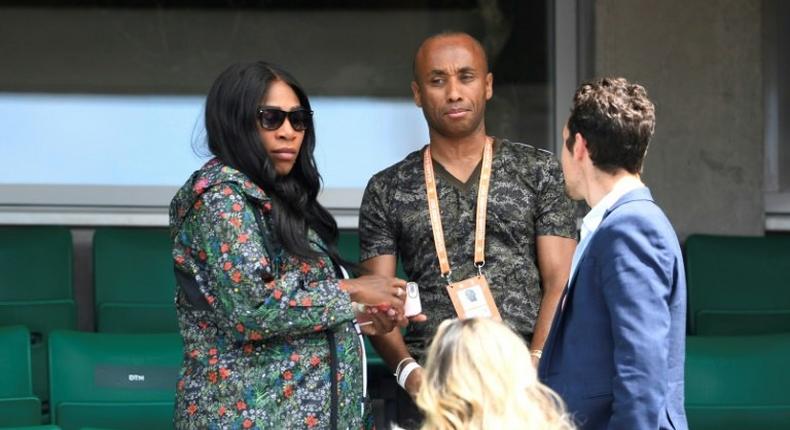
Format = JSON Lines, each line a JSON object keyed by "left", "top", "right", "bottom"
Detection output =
{"left": 684, "top": 234, "right": 790, "bottom": 429}
{"left": 686, "top": 333, "right": 790, "bottom": 430}
{"left": 2, "top": 227, "right": 789, "bottom": 429}
{"left": 0, "top": 227, "right": 397, "bottom": 428}
{"left": 5, "top": 328, "right": 790, "bottom": 430}
{"left": 685, "top": 234, "right": 790, "bottom": 335}
{"left": 0, "top": 227, "right": 76, "bottom": 410}
{"left": 48, "top": 331, "right": 181, "bottom": 430}
{"left": 2, "top": 427, "right": 61, "bottom": 430}
{"left": 5, "top": 229, "right": 790, "bottom": 337}
{"left": 0, "top": 324, "right": 181, "bottom": 430}
{"left": 93, "top": 228, "right": 177, "bottom": 333}
{"left": 0, "top": 226, "right": 409, "bottom": 334}
{"left": 0, "top": 325, "right": 41, "bottom": 427}
{"left": 0, "top": 227, "right": 178, "bottom": 410}
{"left": 0, "top": 226, "right": 403, "bottom": 334}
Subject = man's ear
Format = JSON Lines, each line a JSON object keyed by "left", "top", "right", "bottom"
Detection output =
{"left": 410, "top": 81, "right": 422, "bottom": 108}
{"left": 573, "top": 132, "right": 588, "bottom": 161}
{"left": 485, "top": 72, "right": 493, "bottom": 100}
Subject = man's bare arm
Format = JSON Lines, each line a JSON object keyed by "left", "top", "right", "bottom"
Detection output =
{"left": 531, "top": 235, "right": 576, "bottom": 365}
{"left": 363, "top": 255, "right": 424, "bottom": 395}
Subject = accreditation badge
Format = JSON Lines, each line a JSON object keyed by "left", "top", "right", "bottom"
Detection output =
{"left": 446, "top": 275, "right": 501, "bottom": 321}
{"left": 425, "top": 139, "right": 502, "bottom": 321}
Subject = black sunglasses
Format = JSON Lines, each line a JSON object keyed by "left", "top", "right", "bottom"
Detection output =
{"left": 256, "top": 107, "right": 313, "bottom": 131}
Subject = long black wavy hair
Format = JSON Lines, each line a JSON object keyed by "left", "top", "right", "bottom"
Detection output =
{"left": 204, "top": 61, "right": 342, "bottom": 263}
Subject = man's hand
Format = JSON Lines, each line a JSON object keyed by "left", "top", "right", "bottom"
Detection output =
{"left": 405, "top": 313, "right": 428, "bottom": 323}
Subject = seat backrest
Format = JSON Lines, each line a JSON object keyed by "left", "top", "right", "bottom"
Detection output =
{"left": 93, "top": 228, "right": 177, "bottom": 333}
{"left": 0, "top": 226, "right": 76, "bottom": 406}
{"left": 49, "top": 330, "right": 182, "bottom": 430}
{"left": 0, "top": 325, "right": 34, "bottom": 398}
{"left": 686, "top": 333, "right": 790, "bottom": 430}
{"left": 337, "top": 230, "right": 361, "bottom": 263}
{"left": 337, "top": 230, "right": 407, "bottom": 278}
{"left": 0, "top": 325, "right": 42, "bottom": 427}
{"left": 685, "top": 234, "right": 790, "bottom": 335}
{"left": 1, "top": 426, "right": 61, "bottom": 430}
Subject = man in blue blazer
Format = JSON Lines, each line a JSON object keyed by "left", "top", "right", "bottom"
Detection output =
{"left": 538, "top": 77, "right": 688, "bottom": 430}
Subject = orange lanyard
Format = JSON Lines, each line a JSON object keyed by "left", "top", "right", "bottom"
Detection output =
{"left": 423, "top": 138, "right": 493, "bottom": 283}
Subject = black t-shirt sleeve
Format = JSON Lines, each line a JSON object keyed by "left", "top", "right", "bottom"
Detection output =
{"left": 359, "top": 173, "right": 398, "bottom": 261}
{"left": 536, "top": 153, "right": 578, "bottom": 239}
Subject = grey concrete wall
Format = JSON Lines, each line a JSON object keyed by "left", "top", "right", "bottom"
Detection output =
{"left": 595, "top": 0, "right": 764, "bottom": 239}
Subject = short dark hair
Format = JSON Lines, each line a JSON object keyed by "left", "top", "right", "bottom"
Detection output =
{"left": 412, "top": 31, "right": 488, "bottom": 83}
{"left": 565, "top": 77, "right": 656, "bottom": 174}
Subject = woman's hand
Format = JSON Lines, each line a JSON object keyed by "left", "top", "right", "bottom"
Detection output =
{"left": 356, "top": 311, "right": 401, "bottom": 335}
{"left": 341, "top": 275, "right": 408, "bottom": 336}
{"left": 342, "top": 275, "right": 406, "bottom": 319}
{"left": 342, "top": 276, "right": 430, "bottom": 334}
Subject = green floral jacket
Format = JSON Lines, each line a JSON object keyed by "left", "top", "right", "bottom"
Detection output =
{"left": 170, "top": 158, "right": 369, "bottom": 429}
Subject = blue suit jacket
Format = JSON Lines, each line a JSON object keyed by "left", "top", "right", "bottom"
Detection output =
{"left": 538, "top": 188, "right": 688, "bottom": 430}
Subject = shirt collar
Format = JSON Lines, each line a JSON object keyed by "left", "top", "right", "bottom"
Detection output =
{"left": 580, "top": 178, "right": 645, "bottom": 241}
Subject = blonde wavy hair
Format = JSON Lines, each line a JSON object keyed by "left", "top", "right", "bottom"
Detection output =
{"left": 417, "top": 318, "right": 576, "bottom": 430}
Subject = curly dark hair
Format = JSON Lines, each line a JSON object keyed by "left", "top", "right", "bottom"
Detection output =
{"left": 565, "top": 77, "right": 656, "bottom": 174}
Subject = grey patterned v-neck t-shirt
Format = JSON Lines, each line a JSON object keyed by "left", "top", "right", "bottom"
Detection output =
{"left": 359, "top": 138, "right": 577, "bottom": 359}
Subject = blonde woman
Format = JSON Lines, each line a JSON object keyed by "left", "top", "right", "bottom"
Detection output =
{"left": 416, "top": 318, "right": 576, "bottom": 430}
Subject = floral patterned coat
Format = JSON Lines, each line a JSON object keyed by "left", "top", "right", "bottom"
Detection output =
{"left": 170, "top": 158, "right": 369, "bottom": 429}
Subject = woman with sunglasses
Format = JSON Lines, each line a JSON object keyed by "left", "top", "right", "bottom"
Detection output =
{"left": 170, "top": 61, "right": 406, "bottom": 429}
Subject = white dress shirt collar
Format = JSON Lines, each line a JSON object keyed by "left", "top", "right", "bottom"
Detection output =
{"left": 580, "top": 178, "right": 645, "bottom": 242}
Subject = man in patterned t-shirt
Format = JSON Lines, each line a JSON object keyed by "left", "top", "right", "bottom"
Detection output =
{"left": 359, "top": 31, "right": 577, "bottom": 425}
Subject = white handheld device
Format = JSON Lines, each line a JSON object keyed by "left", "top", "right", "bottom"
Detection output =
{"left": 403, "top": 282, "right": 422, "bottom": 317}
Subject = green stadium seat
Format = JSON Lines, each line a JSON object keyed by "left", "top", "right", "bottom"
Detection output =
{"left": 685, "top": 234, "right": 790, "bottom": 335}
{"left": 93, "top": 228, "right": 177, "bottom": 333}
{"left": 48, "top": 330, "right": 182, "bottom": 430}
{"left": 0, "top": 226, "right": 77, "bottom": 409}
{"left": 686, "top": 333, "right": 790, "bottom": 429}
{"left": 337, "top": 230, "right": 407, "bottom": 279}
{"left": 0, "top": 426, "right": 61, "bottom": 430}
{"left": 0, "top": 325, "right": 41, "bottom": 427}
